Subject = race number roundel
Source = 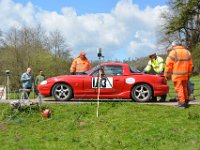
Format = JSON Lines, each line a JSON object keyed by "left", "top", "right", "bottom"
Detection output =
{"left": 125, "top": 78, "right": 135, "bottom": 84}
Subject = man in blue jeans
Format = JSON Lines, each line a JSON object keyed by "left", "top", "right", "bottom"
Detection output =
{"left": 20, "top": 67, "right": 33, "bottom": 99}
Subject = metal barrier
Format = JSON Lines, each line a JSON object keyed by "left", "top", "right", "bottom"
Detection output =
{"left": 9, "top": 89, "right": 42, "bottom": 110}
{"left": 8, "top": 89, "right": 35, "bottom": 99}
{"left": 19, "top": 89, "right": 31, "bottom": 100}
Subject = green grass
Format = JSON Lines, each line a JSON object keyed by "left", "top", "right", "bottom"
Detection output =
{"left": 8, "top": 91, "right": 36, "bottom": 100}
{"left": 1, "top": 102, "right": 200, "bottom": 150}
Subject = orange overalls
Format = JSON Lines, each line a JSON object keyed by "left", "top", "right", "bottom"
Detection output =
{"left": 164, "top": 46, "right": 193, "bottom": 103}
{"left": 70, "top": 57, "right": 91, "bottom": 74}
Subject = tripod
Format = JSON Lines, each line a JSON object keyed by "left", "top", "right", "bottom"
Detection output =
{"left": 96, "top": 59, "right": 112, "bottom": 117}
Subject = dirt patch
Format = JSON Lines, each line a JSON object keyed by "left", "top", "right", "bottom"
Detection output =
{"left": 79, "top": 121, "right": 87, "bottom": 126}
{"left": 0, "top": 122, "right": 7, "bottom": 131}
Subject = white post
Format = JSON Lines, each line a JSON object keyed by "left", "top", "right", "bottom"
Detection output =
{"left": 96, "top": 69, "right": 101, "bottom": 118}
{"left": 96, "top": 48, "right": 103, "bottom": 118}
{"left": 38, "top": 93, "right": 42, "bottom": 111}
{"left": 0, "top": 86, "right": 6, "bottom": 100}
{"left": 6, "top": 74, "right": 10, "bottom": 100}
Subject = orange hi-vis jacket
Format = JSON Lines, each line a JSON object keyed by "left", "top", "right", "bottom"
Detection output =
{"left": 70, "top": 57, "right": 91, "bottom": 73}
{"left": 164, "top": 46, "right": 193, "bottom": 81}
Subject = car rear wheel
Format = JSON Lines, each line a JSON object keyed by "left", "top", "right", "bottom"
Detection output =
{"left": 131, "top": 83, "right": 152, "bottom": 102}
{"left": 52, "top": 83, "right": 73, "bottom": 101}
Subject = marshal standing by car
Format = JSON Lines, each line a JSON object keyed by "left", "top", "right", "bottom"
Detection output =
{"left": 70, "top": 52, "right": 91, "bottom": 75}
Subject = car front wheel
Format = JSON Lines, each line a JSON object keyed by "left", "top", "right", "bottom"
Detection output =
{"left": 52, "top": 83, "right": 73, "bottom": 101}
{"left": 131, "top": 83, "right": 152, "bottom": 102}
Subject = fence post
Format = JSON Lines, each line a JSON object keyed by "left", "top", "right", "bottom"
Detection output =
{"left": 38, "top": 93, "right": 42, "bottom": 111}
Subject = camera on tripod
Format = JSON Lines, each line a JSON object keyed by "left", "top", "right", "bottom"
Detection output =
{"left": 97, "top": 48, "right": 103, "bottom": 59}
{"left": 5, "top": 70, "right": 10, "bottom": 75}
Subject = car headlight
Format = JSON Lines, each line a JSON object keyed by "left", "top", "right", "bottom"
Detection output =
{"left": 40, "top": 80, "right": 47, "bottom": 85}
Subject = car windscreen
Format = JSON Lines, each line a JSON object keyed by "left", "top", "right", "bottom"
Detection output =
{"left": 90, "top": 65, "right": 123, "bottom": 76}
{"left": 85, "top": 65, "right": 99, "bottom": 75}
{"left": 129, "top": 66, "right": 141, "bottom": 73}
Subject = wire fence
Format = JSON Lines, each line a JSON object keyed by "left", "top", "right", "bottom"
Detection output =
{"left": 1, "top": 77, "right": 200, "bottom": 101}
{"left": 167, "top": 79, "right": 200, "bottom": 100}
{"left": 0, "top": 89, "right": 37, "bottom": 100}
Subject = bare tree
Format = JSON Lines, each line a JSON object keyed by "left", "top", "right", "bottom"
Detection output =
{"left": 47, "top": 29, "right": 71, "bottom": 59}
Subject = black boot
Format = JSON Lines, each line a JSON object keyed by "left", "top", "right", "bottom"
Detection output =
{"left": 159, "top": 95, "right": 167, "bottom": 102}
{"left": 185, "top": 99, "right": 190, "bottom": 108}
{"left": 151, "top": 96, "right": 157, "bottom": 102}
{"left": 177, "top": 102, "right": 186, "bottom": 109}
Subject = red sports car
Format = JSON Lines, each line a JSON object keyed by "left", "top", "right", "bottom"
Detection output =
{"left": 38, "top": 62, "right": 169, "bottom": 102}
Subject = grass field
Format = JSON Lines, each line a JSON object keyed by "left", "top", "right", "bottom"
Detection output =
{"left": 1, "top": 102, "right": 200, "bottom": 150}
{"left": 1, "top": 76, "right": 200, "bottom": 149}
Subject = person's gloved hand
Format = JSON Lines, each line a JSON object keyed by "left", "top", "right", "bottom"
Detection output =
{"left": 157, "top": 72, "right": 163, "bottom": 75}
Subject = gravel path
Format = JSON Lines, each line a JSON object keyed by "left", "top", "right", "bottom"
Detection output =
{"left": 1, "top": 98, "right": 200, "bottom": 106}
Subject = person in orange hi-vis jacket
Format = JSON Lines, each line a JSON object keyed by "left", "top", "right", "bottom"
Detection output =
{"left": 164, "top": 41, "right": 193, "bottom": 108}
{"left": 70, "top": 51, "right": 92, "bottom": 75}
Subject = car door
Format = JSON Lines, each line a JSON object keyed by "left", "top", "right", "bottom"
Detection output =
{"left": 91, "top": 65, "right": 124, "bottom": 95}
{"left": 83, "top": 75, "right": 96, "bottom": 94}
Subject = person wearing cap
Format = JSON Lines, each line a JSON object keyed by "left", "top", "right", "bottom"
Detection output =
{"left": 164, "top": 40, "right": 193, "bottom": 108}
{"left": 143, "top": 53, "right": 165, "bottom": 75}
{"left": 143, "top": 52, "right": 166, "bottom": 101}
{"left": 70, "top": 52, "right": 92, "bottom": 75}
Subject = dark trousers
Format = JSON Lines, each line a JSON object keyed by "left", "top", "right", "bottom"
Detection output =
{"left": 23, "top": 87, "right": 32, "bottom": 99}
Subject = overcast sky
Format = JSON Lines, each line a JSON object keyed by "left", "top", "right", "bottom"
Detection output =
{"left": 0, "top": 0, "right": 169, "bottom": 60}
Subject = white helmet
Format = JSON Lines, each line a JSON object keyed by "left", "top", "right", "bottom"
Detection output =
{"left": 171, "top": 40, "right": 182, "bottom": 47}
{"left": 148, "top": 52, "right": 156, "bottom": 58}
